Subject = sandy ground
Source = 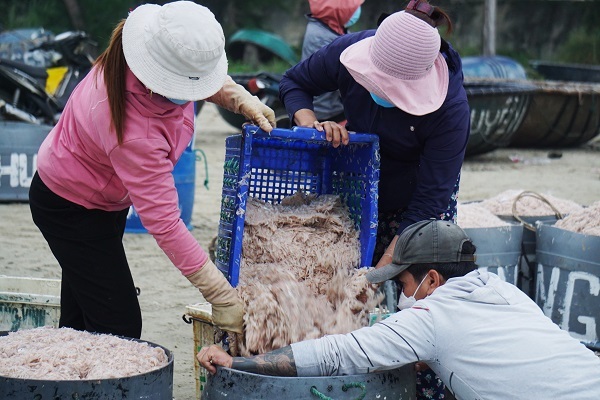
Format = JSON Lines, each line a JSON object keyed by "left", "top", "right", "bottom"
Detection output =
{"left": 1, "top": 103, "right": 599, "bottom": 399}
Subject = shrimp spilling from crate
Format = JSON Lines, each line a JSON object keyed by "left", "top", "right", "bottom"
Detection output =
{"left": 236, "top": 192, "right": 383, "bottom": 356}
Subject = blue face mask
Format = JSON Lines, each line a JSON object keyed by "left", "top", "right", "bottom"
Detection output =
{"left": 370, "top": 92, "right": 395, "bottom": 108}
{"left": 167, "top": 97, "right": 189, "bottom": 105}
{"left": 345, "top": 6, "right": 361, "bottom": 28}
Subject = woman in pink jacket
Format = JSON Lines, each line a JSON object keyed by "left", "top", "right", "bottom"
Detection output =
{"left": 28, "top": 1, "right": 274, "bottom": 339}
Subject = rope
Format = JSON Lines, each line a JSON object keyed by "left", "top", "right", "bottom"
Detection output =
{"left": 511, "top": 190, "right": 563, "bottom": 231}
{"left": 310, "top": 382, "right": 367, "bottom": 400}
{"left": 195, "top": 148, "right": 210, "bottom": 190}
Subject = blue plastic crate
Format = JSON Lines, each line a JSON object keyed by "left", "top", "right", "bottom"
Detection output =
{"left": 215, "top": 125, "right": 380, "bottom": 287}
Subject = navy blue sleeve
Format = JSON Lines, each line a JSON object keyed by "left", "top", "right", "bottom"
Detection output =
{"left": 279, "top": 31, "right": 375, "bottom": 122}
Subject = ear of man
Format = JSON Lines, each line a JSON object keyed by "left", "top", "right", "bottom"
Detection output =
{"left": 425, "top": 269, "right": 446, "bottom": 296}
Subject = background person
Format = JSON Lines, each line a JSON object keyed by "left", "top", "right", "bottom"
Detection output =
{"left": 28, "top": 1, "right": 274, "bottom": 340}
{"left": 198, "top": 219, "right": 600, "bottom": 400}
{"left": 279, "top": 2, "right": 469, "bottom": 396}
{"left": 301, "top": 0, "right": 364, "bottom": 122}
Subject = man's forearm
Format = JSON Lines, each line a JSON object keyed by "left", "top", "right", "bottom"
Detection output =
{"left": 231, "top": 346, "right": 298, "bottom": 376}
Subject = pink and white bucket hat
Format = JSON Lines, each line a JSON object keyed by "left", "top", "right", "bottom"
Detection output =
{"left": 340, "top": 11, "right": 449, "bottom": 116}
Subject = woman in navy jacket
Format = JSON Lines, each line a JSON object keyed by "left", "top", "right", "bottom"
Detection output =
{"left": 280, "top": 2, "right": 469, "bottom": 268}
{"left": 279, "top": 3, "right": 469, "bottom": 398}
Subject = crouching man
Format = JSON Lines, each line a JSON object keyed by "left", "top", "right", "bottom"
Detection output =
{"left": 198, "top": 219, "right": 600, "bottom": 399}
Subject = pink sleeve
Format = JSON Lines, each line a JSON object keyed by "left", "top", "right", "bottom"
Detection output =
{"left": 109, "top": 137, "right": 207, "bottom": 276}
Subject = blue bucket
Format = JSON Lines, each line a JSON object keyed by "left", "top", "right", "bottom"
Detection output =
{"left": 125, "top": 148, "right": 196, "bottom": 233}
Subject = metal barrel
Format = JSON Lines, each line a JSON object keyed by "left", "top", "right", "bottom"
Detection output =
{"left": 464, "top": 224, "right": 524, "bottom": 289}
{"left": 535, "top": 223, "right": 600, "bottom": 350}
{"left": 202, "top": 365, "right": 416, "bottom": 399}
{"left": 0, "top": 338, "right": 174, "bottom": 399}
{"left": 497, "top": 215, "right": 559, "bottom": 298}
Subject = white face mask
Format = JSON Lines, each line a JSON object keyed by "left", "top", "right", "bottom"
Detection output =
{"left": 397, "top": 275, "right": 428, "bottom": 311}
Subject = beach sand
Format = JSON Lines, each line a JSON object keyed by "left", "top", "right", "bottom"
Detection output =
{"left": 1, "top": 103, "right": 599, "bottom": 399}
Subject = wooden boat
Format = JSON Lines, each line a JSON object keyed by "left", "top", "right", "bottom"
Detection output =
{"left": 217, "top": 55, "right": 600, "bottom": 154}
{"left": 509, "top": 80, "right": 600, "bottom": 147}
{"left": 529, "top": 60, "right": 600, "bottom": 84}
{"left": 463, "top": 78, "right": 537, "bottom": 156}
{"left": 218, "top": 76, "right": 539, "bottom": 156}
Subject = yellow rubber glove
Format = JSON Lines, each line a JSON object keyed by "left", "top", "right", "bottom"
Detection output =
{"left": 185, "top": 260, "right": 244, "bottom": 334}
{"left": 206, "top": 75, "right": 276, "bottom": 132}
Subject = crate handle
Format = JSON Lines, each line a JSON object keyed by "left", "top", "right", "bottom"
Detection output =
{"left": 244, "top": 125, "right": 379, "bottom": 144}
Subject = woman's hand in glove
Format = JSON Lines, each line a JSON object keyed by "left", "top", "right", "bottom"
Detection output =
{"left": 185, "top": 260, "right": 244, "bottom": 334}
{"left": 206, "top": 75, "right": 276, "bottom": 132}
{"left": 239, "top": 100, "right": 276, "bottom": 133}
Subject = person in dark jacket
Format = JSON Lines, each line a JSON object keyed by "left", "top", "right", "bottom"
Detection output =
{"left": 280, "top": 1, "right": 468, "bottom": 267}
{"left": 279, "top": 2, "right": 469, "bottom": 398}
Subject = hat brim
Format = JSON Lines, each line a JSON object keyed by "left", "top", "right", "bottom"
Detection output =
{"left": 340, "top": 37, "right": 448, "bottom": 116}
{"left": 366, "top": 262, "right": 410, "bottom": 284}
{"left": 122, "top": 4, "right": 228, "bottom": 101}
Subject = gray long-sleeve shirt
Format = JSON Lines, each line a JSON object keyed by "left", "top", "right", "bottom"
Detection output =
{"left": 291, "top": 271, "right": 600, "bottom": 399}
{"left": 301, "top": 16, "right": 345, "bottom": 120}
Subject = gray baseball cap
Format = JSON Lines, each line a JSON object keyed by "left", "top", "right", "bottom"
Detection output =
{"left": 366, "top": 219, "right": 476, "bottom": 284}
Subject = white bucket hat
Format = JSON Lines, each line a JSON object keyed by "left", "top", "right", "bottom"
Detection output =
{"left": 122, "top": 1, "right": 228, "bottom": 101}
{"left": 340, "top": 11, "right": 448, "bottom": 116}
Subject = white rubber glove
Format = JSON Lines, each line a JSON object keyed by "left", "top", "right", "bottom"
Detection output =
{"left": 206, "top": 76, "right": 276, "bottom": 132}
{"left": 185, "top": 260, "right": 244, "bottom": 334}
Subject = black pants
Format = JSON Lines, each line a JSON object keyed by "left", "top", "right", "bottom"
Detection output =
{"left": 29, "top": 172, "right": 142, "bottom": 338}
